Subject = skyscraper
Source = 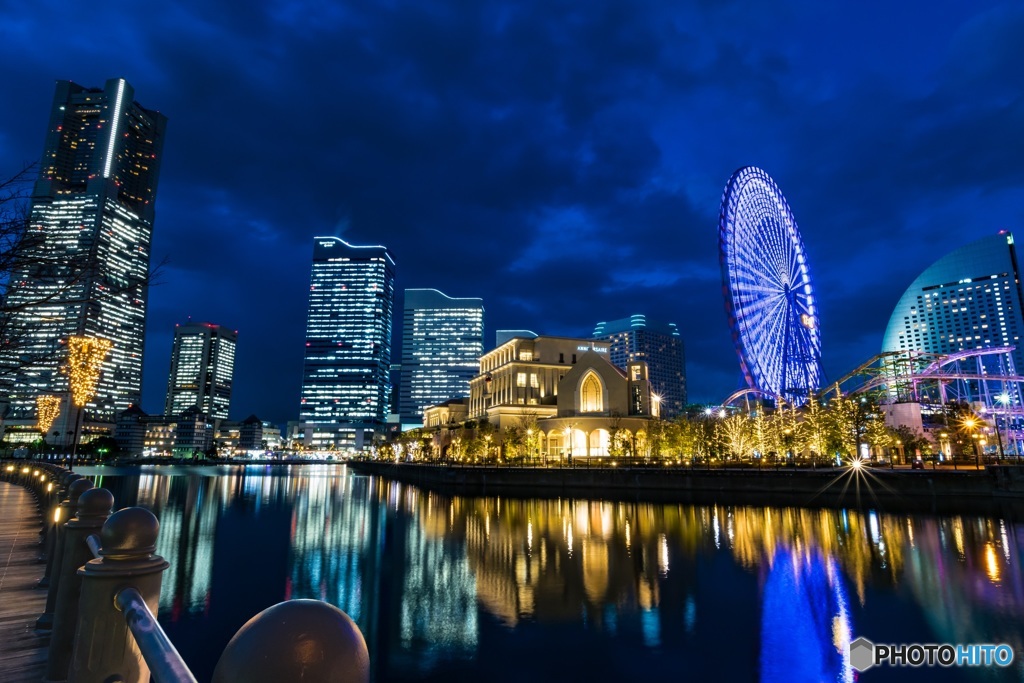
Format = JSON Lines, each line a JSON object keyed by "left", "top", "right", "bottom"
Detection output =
{"left": 398, "top": 289, "right": 483, "bottom": 426}
{"left": 299, "top": 237, "right": 395, "bottom": 450}
{"left": 164, "top": 322, "right": 238, "bottom": 420}
{"left": 1, "top": 78, "right": 165, "bottom": 424}
{"left": 592, "top": 314, "right": 686, "bottom": 418}
{"left": 882, "top": 232, "right": 1024, "bottom": 380}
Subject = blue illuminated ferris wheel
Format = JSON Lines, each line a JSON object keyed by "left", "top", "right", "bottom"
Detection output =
{"left": 719, "top": 167, "right": 823, "bottom": 404}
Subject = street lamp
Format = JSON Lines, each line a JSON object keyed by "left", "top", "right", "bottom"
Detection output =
{"left": 527, "top": 428, "right": 534, "bottom": 467}
{"left": 940, "top": 431, "right": 953, "bottom": 470}
{"left": 996, "top": 392, "right": 1010, "bottom": 460}
{"left": 963, "top": 416, "right": 981, "bottom": 470}
{"left": 563, "top": 426, "right": 573, "bottom": 468}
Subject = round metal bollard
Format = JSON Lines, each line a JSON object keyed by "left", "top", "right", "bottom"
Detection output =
{"left": 69, "top": 507, "right": 169, "bottom": 683}
{"left": 46, "top": 488, "right": 115, "bottom": 683}
{"left": 39, "top": 478, "right": 94, "bottom": 628}
{"left": 212, "top": 600, "right": 370, "bottom": 683}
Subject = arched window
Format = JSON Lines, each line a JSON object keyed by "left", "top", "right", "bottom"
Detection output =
{"left": 580, "top": 372, "right": 603, "bottom": 412}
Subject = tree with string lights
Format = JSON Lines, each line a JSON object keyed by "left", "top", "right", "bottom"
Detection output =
{"left": 35, "top": 395, "right": 61, "bottom": 454}
{"left": 65, "top": 335, "right": 112, "bottom": 468}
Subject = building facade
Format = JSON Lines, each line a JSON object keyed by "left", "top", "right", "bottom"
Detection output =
{"left": 468, "top": 336, "right": 609, "bottom": 418}
{"left": 882, "top": 232, "right": 1024, "bottom": 386}
{"left": 433, "top": 336, "right": 660, "bottom": 461}
{"left": 592, "top": 315, "right": 686, "bottom": 418}
{"left": 398, "top": 289, "right": 483, "bottom": 426}
{"left": 164, "top": 322, "right": 237, "bottom": 420}
{"left": 299, "top": 237, "right": 396, "bottom": 450}
{"left": 1, "top": 78, "right": 166, "bottom": 425}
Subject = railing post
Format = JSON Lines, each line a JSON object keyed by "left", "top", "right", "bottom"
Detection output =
{"left": 45, "top": 487, "right": 114, "bottom": 683}
{"left": 38, "top": 470, "right": 68, "bottom": 584}
{"left": 38, "top": 477, "right": 92, "bottom": 630}
{"left": 212, "top": 600, "right": 369, "bottom": 683}
{"left": 69, "top": 507, "right": 169, "bottom": 683}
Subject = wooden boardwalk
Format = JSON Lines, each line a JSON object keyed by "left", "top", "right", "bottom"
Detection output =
{"left": 0, "top": 481, "right": 49, "bottom": 682}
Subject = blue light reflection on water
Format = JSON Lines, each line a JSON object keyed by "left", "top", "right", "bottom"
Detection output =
{"left": 81, "top": 464, "right": 1024, "bottom": 683}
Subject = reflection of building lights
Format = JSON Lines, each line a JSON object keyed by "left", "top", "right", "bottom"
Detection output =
{"left": 985, "top": 543, "right": 1001, "bottom": 584}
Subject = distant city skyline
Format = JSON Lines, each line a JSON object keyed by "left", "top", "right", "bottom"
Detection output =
{"left": 0, "top": 3, "right": 1018, "bottom": 424}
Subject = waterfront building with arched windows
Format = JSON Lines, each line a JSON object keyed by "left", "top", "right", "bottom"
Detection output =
{"left": 424, "top": 336, "right": 661, "bottom": 460}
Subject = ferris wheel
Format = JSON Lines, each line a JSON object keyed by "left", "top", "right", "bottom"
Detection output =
{"left": 719, "top": 166, "right": 823, "bottom": 404}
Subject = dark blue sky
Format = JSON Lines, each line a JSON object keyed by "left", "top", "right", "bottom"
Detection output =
{"left": 2, "top": 1, "right": 1023, "bottom": 425}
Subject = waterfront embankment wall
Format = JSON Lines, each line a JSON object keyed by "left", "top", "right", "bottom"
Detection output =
{"left": 347, "top": 461, "right": 1024, "bottom": 515}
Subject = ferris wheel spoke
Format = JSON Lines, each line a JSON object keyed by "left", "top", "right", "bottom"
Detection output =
{"left": 734, "top": 239, "right": 787, "bottom": 289}
{"left": 743, "top": 299, "right": 789, "bottom": 357}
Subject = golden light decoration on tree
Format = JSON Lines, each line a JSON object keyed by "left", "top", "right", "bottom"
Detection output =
{"left": 67, "top": 335, "right": 113, "bottom": 407}
{"left": 36, "top": 395, "right": 62, "bottom": 435}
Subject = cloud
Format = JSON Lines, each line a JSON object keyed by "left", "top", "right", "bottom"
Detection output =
{"left": 0, "top": 0, "right": 1018, "bottom": 418}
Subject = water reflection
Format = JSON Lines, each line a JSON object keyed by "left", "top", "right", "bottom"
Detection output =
{"left": 82, "top": 465, "right": 1024, "bottom": 682}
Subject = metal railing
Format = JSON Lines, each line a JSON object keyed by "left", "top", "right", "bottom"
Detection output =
{"left": 115, "top": 588, "right": 198, "bottom": 683}
{"left": 1, "top": 459, "right": 370, "bottom": 683}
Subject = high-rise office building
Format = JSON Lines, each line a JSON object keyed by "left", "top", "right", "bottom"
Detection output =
{"left": 164, "top": 322, "right": 237, "bottom": 420}
{"left": 299, "top": 237, "right": 395, "bottom": 450}
{"left": 592, "top": 315, "right": 686, "bottom": 418}
{"left": 882, "top": 232, "right": 1024, "bottom": 380}
{"left": 1, "top": 78, "right": 166, "bottom": 423}
{"left": 398, "top": 289, "right": 483, "bottom": 425}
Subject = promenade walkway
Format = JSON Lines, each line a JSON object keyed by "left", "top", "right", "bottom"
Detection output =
{"left": 0, "top": 481, "right": 48, "bottom": 682}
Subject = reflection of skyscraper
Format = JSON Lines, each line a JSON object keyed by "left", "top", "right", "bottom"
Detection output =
{"left": 398, "top": 289, "right": 483, "bottom": 426}
{"left": 164, "top": 322, "right": 237, "bottom": 420}
{"left": 592, "top": 315, "right": 687, "bottom": 417}
{"left": 299, "top": 237, "right": 396, "bottom": 450}
{"left": 2, "top": 78, "right": 166, "bottom": 423}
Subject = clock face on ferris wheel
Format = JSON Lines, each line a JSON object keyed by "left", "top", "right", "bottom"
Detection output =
{"left": 719, "top": 166, "right": 823, "bottom": 403}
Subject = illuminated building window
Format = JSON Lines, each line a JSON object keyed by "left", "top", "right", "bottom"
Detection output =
{"left": 580, "top": 372, "right": 603, "bottom": 412}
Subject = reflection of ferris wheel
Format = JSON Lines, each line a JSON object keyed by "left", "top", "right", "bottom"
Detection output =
{"left": 719, "top": 166, "right": 823, "bottom": 403}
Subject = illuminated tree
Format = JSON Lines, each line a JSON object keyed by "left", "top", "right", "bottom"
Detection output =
{"left": 864, "top": 417, "right": 894, "bottom": 457}
{"left": 803, "top": 397, "right": 828, "bottom": 461}
{"left": 66, "top": 336, "right": 113, "bottom": 407}
{"left": 823, "top": 395, "right": 858, "bottom": 458}
{"left": 36, "top": 395, "right": 61, "bottom": 436}
{"left": 719, "top": 414, "right": 754, "bottom": 460}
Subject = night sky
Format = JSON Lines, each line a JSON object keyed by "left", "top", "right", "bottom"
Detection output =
{"left": 2, "top": 1, "right": 1022, "bottom": 426}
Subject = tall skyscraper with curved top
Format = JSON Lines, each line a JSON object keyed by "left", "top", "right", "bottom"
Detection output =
{"left": 398, "top": 288, "right": 484, "bottom": 426}
{"left": 882, "top": 232, "right": 1024, "bottom": 381}
{"left": 299, "top": 237, "right": 395, "bottom": 450}
{"left": 1, "top": 78, "right": 166, "bottom": 425}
